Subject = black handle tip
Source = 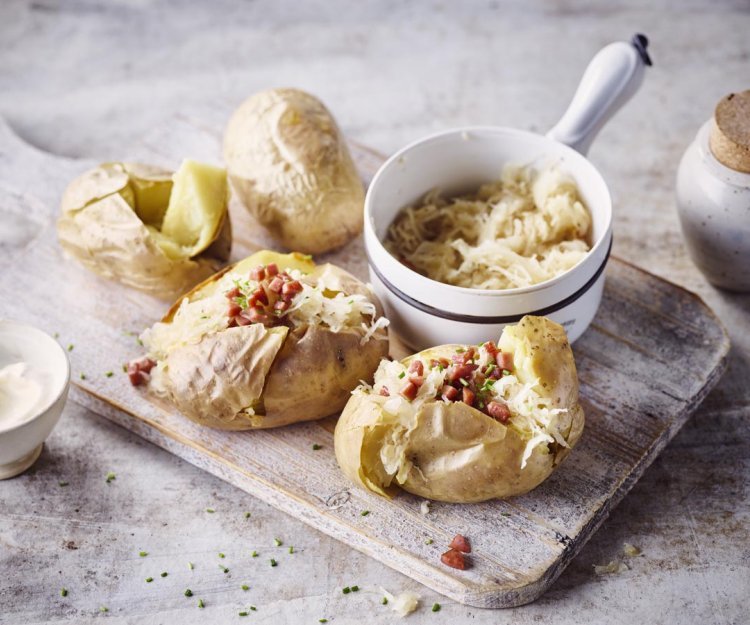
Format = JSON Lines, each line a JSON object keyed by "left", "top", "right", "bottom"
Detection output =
{"left": 631, "top": 33, "right": 652, "bottom": 67}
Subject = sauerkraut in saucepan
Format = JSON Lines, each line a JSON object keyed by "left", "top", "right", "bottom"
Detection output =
{"left": 385, "top": 165, "right": 592, "bottom": 290}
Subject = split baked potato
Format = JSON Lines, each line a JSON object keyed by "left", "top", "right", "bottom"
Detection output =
{"left": 334, "top": 316, "right": 584, "bottom": 503}
{"left": 223, "top": 88, "right": 365, "bottom": 255}
{"left": 131, "top": 250, "right": 389, "bottom": 430}
{"left": 57, "top": 159, "right": 231, "bottom": 300}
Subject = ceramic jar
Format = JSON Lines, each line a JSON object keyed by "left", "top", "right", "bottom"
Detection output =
{"left": 676, "top": 91, "right": 750, "bottom": 292}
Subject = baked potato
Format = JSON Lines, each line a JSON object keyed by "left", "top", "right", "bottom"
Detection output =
{"left": 223, "top": 88, "right": 364, "bottom": 255}
{"left": 57, "top": 159, "right": 231, "bottom": 300}
{"left": 334, "top": 316, "right": 584, "bottom": 503}
{"left": 131, "top": 250, "right": 390, "bottom": 430}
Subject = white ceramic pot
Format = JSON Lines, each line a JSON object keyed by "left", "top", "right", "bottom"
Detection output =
{"left": 0, "top": 320, "right": 70, "bottom": 479}
{"left": 365, "top": 35, "right": 652, "bottom": 350}
{"left": 676, "top": 120, "right": 750, "bottom": 292}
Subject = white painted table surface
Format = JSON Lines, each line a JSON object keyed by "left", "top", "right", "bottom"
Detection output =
{"left": 0, "top": 2, "right": 748, "bottom": 624}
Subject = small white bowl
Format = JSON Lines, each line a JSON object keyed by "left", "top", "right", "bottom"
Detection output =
{"left": 364, "top": 36, "right": 651, "bottom": 350}
{"left": 0, "top": 320, "right": 70, "bottom": 479}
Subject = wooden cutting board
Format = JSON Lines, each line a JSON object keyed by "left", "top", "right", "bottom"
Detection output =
{"left": 0, "top": 113, "right": 729, "bottom": 608}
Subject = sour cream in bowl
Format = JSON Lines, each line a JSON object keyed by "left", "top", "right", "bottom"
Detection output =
{"left": 0, "top": 320, "right": 70, "bottom": 479}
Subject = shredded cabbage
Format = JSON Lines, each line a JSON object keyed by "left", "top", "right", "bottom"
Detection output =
{"left": 385, "top": 164, "right": 591, "bottom": 290}
{"left": 141, "top": 267, "right": 386, "bottom": 360}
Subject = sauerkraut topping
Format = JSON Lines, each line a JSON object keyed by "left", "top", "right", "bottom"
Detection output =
{"left": 140, "top": 262, "right": 386, "bottom": 362}
{"left": 385, "top": 164, "right": 591, "bottom": 290}
{"left": 355, "top": 341, "right": 568, "bottom": 469}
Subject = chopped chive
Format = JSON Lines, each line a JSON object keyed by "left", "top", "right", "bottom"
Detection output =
{"left": 351, "top": 585, "right": 360, "bottom": 592}
{"left": 425, "top": 538, "right": 433, "bottom": 545}
{"left": 432, "top": 602, "right": 441, "bottom": 612}
{"left": 251, "top": 551, "right": 258, "bottom": 558}
{"left": 121, "top": 364, "right": 127, "bottom": 373}
{"left": 60, "top": 588, "right": 68, "bottom": 597}
{"left": 184, "top": 589, "right": 193, "bottom": 597}
{"left": 503, "top": 369, "right": 511, "bottom": 376}
{"left": 501, "top": 512, "right": 511, "bottom": 517}
{"left": 218, "top": 552, "right": 225, "bottom": 558}
{"left": 456, "top": 347, "right": 465, "bottom": 353}
{"left": 198, "top": 599, "right": 205, "bottom": 608}
{"left": 105, "top": 472, "right": 116, "bottom": 483}
{"left": 188, "top": 562, "right": 194, "bottom": 570}
{"left": 160, "top": 572, "right": 168, "bottom": 578}
{"left": 67, "top": 344, "right": 74, "bottom": 352}
{"left": 312, "top": 443, "right": 322, "bottom": 450}
{"left": 137, "top": 338, "right": 144, "bottom": 346}
{"left": 58, "top": 481, "right": 69, "bottom": 487}
{"left": 270, "top": 559, "right": 277, "bottom": 567}
{"left": 145, "top": 576, "right": 153, "bottom": 583}
{"left": 80, "top": 373, "right": 86, "bottom": 380}
{"left": 205, "top": 508, "right": 215, "bottom": 513}
{"left": 273, "top": 538, "right": 282, "bottom": 547}
{"left": 381, "top": 597, "right": 388, "bottom": 605}
{"left": 360, "top": 510, "right": 370, "bottom": 517}
{"left": 288, "top": 546, "right": 294, "bottom": 554}
{"left": 319, "top": 620, "right": 328, "bottom": 623}
{"left": 105, "top": 371, "right": 114, "bottom": 378}
{"left": 459, "top": 378, "right": 469, "bottom": 386}
{"left": 220, "top": 565, "right": 229, "bottom": 573}
{"left": 342, "top": 586, "right": 351, "bottom": 594}
{"left": 398, "top": 371, "right": 405, "bottom": 379}
{"left": 244, "top": 512, "right": 251, "bottom": 519}
{"left": 241, "top": 584, "right": 249, "bottom": 591}
{"left": 239, "top": 611, "right": 248, "bottom": 617}
{"left": 53, "top": 332, "right": 60, "bottom": 338}
{"left": 99, "top": 606, "right": 108, "bottom": 612}
{"left": 139, "top": 551, "right": 148, "bottom": 557}
{"left": 250, "top": 606, "right": 257, "bottom": 611}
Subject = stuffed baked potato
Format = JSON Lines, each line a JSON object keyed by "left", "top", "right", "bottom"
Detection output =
{"left": 57, "top": 159, "right": 231, "bottom": 300}
{"left": 334, "top": 316, "right": 584, "bottom": 503}
{"left": 130, "top": 250, "right": 389, "bottom": 430}
{"left": 223, "top": 88, "right": 364, "bottom": 255}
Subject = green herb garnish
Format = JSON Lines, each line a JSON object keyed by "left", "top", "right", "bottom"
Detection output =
{"left": 270, "top": 559, "right": 277, "bottom": 567}
{"left": 198, "top": 599, "right": 205, "bottom": 608}
{"left": 319, "top": 620, "right": 328, "bottom": 623}
{"left": 160, "top": 572, "right": 168, "bottom": 578}
{"left": 105, "top": 472, "right": 115, "bottom": 483}
{"left": 60, "top": 588, "right": 68, "bottom": 597}
{"left": 58, "top": 481, "right": 69, "bottom": 487}
{"left": 100, "top": 606, "right": 108, "bottom": 612}
{"left": 218, "top": 552, "right": 225, "bottom": 558}
{"left": 398, "top": 371, "right": 405, "bottom": 379}
{"left": 342, "top": 586, "right": 351, "bottom": 594}
{"left": 220, "top": 565, "right": 229, "bottom": 573}
{"left": 288, "top": 546, "right": 294, "bottom": 554}
{"left": 244, "top": 512, "right": 251, "bottom": 519}
{"left": 241, "top": 584, "right": 249, "bottom": 591}
{"left": 251, "top": 551, "right": 258, "bottom": 558}
{"left": 381, "top": 597, "right": 388, "bottom": 605}
{"left": 105, "top": 371, "right": 114, "bottom": 378}
{"left": 188, "top": 562, "right": 194, "bottom": 570}
{"left": 79, "top": 373, "right": 86, "bottom": 380}
{"left": 425, "top": 538, "right": 433, "bottom": 545}
{"left": 360, "top": 510, "right": 370, "bottom": 517}
{"left": 312, "top": 444, "right": 322, "bottom": 450}
{"left": 206, "top": 508, "right": 215, "bottom": 513}
{"left": 184, "top": 589, "right": 193, "bottom": 597}
{"left": 273, "top": 538, "right": 282, "bottom": 547}
{"left": 145, "top": 577, "right": 153, "bottom": 583}
{"left": 432, "top": 603, "right": 441, "bottom": 612}
{"left": 250, "top": 606, "right": 257, "bottom": 611}
{"left": 459, "top": 378, "right": 469, "bottom": 387}
{"left": 351, "top": 585, "right": 359, "bottom": 592}
{"left": 67, "top": 344, "right": 74, "bottom": 352}
{"left": 239, "top": 611, "right": 248, "bottom": 617}
{"left": 139, "top": 551, "right": 148, "bottom": 557}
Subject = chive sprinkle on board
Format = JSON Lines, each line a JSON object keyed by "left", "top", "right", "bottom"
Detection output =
{"left": 60, "top": 588, "right": 68, "bottom": 597}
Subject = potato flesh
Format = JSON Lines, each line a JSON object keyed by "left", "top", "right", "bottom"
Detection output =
{"left": 157, "top": 159, "right": 227, "bottom": 260}
{"left": 128, "top": 171, "right": 172, "bottom": 228}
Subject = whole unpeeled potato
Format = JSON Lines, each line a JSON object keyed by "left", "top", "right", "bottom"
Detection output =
{"left": 223, "top": 88, "right": 365, "bottom": 255}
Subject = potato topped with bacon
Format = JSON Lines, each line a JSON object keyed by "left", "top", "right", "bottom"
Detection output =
{"left": 130, "top": 250, "right": 389, "bottom": 429}
{"left": 334, "top": 316, "right": 584, "bottom": 503}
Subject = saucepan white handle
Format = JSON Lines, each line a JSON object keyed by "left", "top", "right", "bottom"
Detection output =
{"left": 546, "top": 34, "right": 652, "bottom": 155}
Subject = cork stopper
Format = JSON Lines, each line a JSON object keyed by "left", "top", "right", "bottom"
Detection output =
{"left": 710, "top": 90, "right": 750, "bottom": 173}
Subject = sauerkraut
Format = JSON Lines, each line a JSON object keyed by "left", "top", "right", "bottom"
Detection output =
{"left": 385, "top": 164, "right": 591, "bottom": 290}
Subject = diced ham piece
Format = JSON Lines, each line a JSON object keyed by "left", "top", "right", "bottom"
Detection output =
{"left": 282, "top": 280, "right": 303, "bottom": 298}
{"left": 447, "top": 364, "right": 476, "bottom": 384}
{"left": 250, "top": 265, "right": 266, "bottom": 281}
{"left": 430, "top": 357, "right": 450, "bottom": 370}
{"left": 408, "top": 360, "right": 424, "bottom": 376}
{"left": 462, "top": 387, "right": 475, "bottom": 407}
{"left": 496, "top": 351, "right": 514, "bottom": 372}
{"left": 265, "top": 263, "right": 279, "bottom": 277}
{"left": 268, "top": 276, "right": 284, "bottom": 293}
{"left": 440, "top": 549, "right": 467, "bottom": 570}
{"left": 483, "top": 341, "right": 498, "bottom": 357}
{"left": 227, "top": 302, "right": 242, "bottom": 317}
{"left": 273, "top": 299, "right": 290, "bottom": 312}
{"left": 399, "top": 381, "right": 418, "bottom": 401}
{"left": 127, "top": 357, "right": 156, "bottom": 387}
{"left": 441, "top": 385, "right": 459, "bottom": 402}
{"left": 225, "top": 286, "right": 241, "bottom": 299}
{"left": 379, "top": 386, "right": 390, "bottom": 397}
{"left": 487, "top": 401, "right": 511, "bottom": 423}
{"left": 449, "top": 534, "right": 472, "bottom": 553}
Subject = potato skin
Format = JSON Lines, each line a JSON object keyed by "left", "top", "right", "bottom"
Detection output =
{"left": 223, "top": 88, "right": 364, "bottom": 255}
{"left": 149, "top": 251, "right": 389, "bottom": 430}
{"left": 334, "top": 316, "right": 585, "bottom": 503}
{"left": 57, "top": 162, "right": 231, "bottom": 301}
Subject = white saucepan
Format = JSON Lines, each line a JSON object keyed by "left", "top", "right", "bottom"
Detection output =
{"left": 364, "top": 34, "right": 652, "bottom": 350}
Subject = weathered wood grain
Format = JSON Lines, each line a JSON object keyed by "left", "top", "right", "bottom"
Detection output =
{"left": 0, "top": 115, "right": 730, "bottom": 608}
